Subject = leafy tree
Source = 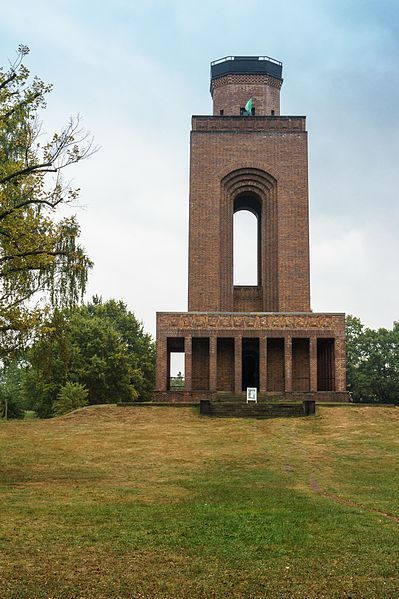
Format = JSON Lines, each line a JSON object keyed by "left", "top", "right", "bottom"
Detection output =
{"left": 0, "top": 360, "right": 27, "bottom": 419}
{"left": 346, "top": 315, "right": 399, "bottom": 403}
{"left": 53, "top": 382, "right": 89, "bottom": 416}
{"left": 25, "top": 298, "right": 155, "bottom": 417}
{"left": 345, "top": 315, "right": 364, "bottom": 399}
{"left": 0, "top": 45, "right": 93, "bottom": 354}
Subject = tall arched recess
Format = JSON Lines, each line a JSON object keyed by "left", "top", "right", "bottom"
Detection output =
{"left": 220, "top": 168, "right": 278, "bottom": 312}
{"left": 234, "top": 193, "right": 261, "bottom": 287}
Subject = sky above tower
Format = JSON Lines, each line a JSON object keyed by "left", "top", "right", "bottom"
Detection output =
{"left": 1, "top": 0, "right": 398, "bottom": 334}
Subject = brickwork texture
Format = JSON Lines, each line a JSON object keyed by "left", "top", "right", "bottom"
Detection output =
{"left": 154, "top": 57, "right": 348, "bottom": 403}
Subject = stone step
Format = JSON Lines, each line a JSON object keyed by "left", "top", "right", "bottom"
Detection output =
{"left": 215, "top": 392, "right": 307, "bottom": 403}
{"left": 200, "top": 400, "right": 312, "bottom": 418}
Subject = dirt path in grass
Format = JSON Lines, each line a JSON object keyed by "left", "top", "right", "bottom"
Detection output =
{"left": 309, "top": 477, "right": 399, "bottom": 524}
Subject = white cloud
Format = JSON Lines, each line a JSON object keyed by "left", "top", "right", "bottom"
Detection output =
{"left": 311, "top": 216, "right": 399, "bottom": 329}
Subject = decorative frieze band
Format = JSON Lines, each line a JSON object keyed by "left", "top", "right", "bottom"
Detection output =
{"left": 211, "top": 73, "right": 283, "bottom": 92}
{"left": 158, "top": 312, "right": 343, "bottom": 331}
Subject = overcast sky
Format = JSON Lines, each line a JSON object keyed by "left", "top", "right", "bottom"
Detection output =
{"left": 1, "top": 0, "right": 398, "bottom": 335}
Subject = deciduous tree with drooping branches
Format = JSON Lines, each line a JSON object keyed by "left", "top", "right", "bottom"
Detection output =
{"left": 0, "top": 45, "right": 94, "bottom": 355}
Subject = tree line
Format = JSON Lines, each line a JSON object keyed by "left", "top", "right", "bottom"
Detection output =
{"left": 2, "top": 313, "right": 396, "bottom": 417}
{"left": 346, "top": 316, "right": 399, "bottom": 404}
{"left": 0, "top": 297, "right": 155, "bottom": 418}
{"left": 0, "top": 47, "right": 154, "bottom": 417}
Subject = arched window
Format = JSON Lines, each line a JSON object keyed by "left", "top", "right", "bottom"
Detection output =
{"left": 233, "top": 193, "right": 261, "bottom": 286}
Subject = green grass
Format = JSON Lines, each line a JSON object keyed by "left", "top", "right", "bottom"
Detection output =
{"left": 0, "top": 405, "right": 398, "bottom": 598}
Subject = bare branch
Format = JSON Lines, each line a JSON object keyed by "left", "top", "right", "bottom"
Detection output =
{"left": 0, "top": 162, "right": 54, "bottom": 185}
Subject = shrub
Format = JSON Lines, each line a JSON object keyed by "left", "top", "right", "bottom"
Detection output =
{"left": 53, "top": 382, "right": 89, "bottom": 416}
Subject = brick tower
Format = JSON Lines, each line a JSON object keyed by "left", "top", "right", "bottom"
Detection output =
{"left": 155, "top": 56, "right": 349, "bottom": 403}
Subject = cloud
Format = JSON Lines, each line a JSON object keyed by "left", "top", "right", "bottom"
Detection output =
{"left": 1, "top": 0, "right": 398, "bottom": 334}
{"left": 311, "top": 216, "right": 399, "bottom": 328}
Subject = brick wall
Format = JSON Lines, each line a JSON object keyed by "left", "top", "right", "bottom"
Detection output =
{"left": 211, "top": 73, "right": 282, "bottom": 116}
{"left": 233, "top": 286, "right": 263, "bottom": 311}
{"left": 192, "top": 337, "right": 209, "bottom": 390}
{"left": 266, "top": 338, "right": 285, "bottom": 391}
{"left": 292, "top": 338, "right": 310, "bottom": 391}
{"left": 217, "top": 338, "right": 234, "bottom": 391}
{"left": 188, "top": 118, "right": 310, "bottom": 314}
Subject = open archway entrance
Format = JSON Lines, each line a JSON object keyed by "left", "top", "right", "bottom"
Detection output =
{"left": 242, "top": 338, "right": 259, "bottom": 390}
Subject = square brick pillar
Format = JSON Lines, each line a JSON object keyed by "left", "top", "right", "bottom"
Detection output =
{"left": 284, "top": 336, "right": 292, "bottom": 392}
{"left": 259, "top": 336, "right": 267, "bottom": 393}
{"left": 184, "top": 336, "right": 192, "bottom": 392}
{"left": 209, "top": 335, "right": 217, "bottom": 392}
{"left": 234, "top": 335, "right": 242, "bottom": 394}
{"left": 309, "top": 336, "right": 318, "bottom": 392}
{"left": 155, "top": 335, "right": 168, "bottom": 392}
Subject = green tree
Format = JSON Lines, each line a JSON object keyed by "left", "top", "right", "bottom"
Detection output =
{"left": 0, "top": 45, "right": 93, "bottom": 354}
{"left": 346, "top": 315, "right": 399, "bottom": 403}
{"left": 53, "top": 382, "right": 89, "bottom": 416}
{"left": 0, "top": 360, "right": 27, "bottom": 419}
{"left": 25, "top": 298, "right": 155, "bottom": 417}
{"left": 345, "top": 315, "right": 364, "bottom": 399}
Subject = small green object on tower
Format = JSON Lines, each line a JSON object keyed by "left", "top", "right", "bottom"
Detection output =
{"left": 244, "top": 98, "right": 253, "bottom": 115}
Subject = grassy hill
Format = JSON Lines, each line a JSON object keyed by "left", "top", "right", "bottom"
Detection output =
{"left": 0, "top": 405, "right": 398, "bottom": 598}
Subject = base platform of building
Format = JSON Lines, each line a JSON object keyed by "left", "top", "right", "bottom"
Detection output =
{"left": 153, "top": 390, "right": 350, "bottom": 403}
{"left": 200, "top": 399, "right": 317, "bottom": 418}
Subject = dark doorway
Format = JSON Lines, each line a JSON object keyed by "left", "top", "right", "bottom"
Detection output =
{"left": 317, "top": 338, "right": 335, "bottom": 391}
{"left": 242, "top": 338, "right": 259, "bottom": 390}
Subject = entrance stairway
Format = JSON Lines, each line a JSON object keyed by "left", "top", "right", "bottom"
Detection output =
{"left": 200, "top": 393, "right": 315, "bottom": 418}
{"left": 214, "top": 391, "right": 314, "bottom": 403}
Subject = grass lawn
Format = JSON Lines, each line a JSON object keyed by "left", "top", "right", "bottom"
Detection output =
{"left": 0, "top": 405, "right": 398, "bottom": 598}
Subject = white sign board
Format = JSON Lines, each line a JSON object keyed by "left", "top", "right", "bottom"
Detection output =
{"left": 246, "top": 387, "right": 257, "bottom": 403}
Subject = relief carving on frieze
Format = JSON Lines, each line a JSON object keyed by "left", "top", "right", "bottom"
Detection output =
{"left": 164, "top": 313, "right": 337, "bottom": 330}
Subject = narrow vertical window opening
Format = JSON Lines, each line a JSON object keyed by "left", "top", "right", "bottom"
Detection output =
{"left": 233, "top": 209, "right": 258, "bottom": 285}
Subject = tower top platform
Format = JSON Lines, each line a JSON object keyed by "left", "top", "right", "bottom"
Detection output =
{"left": 210, "top": 56, "right": 283, "bottom": 83}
